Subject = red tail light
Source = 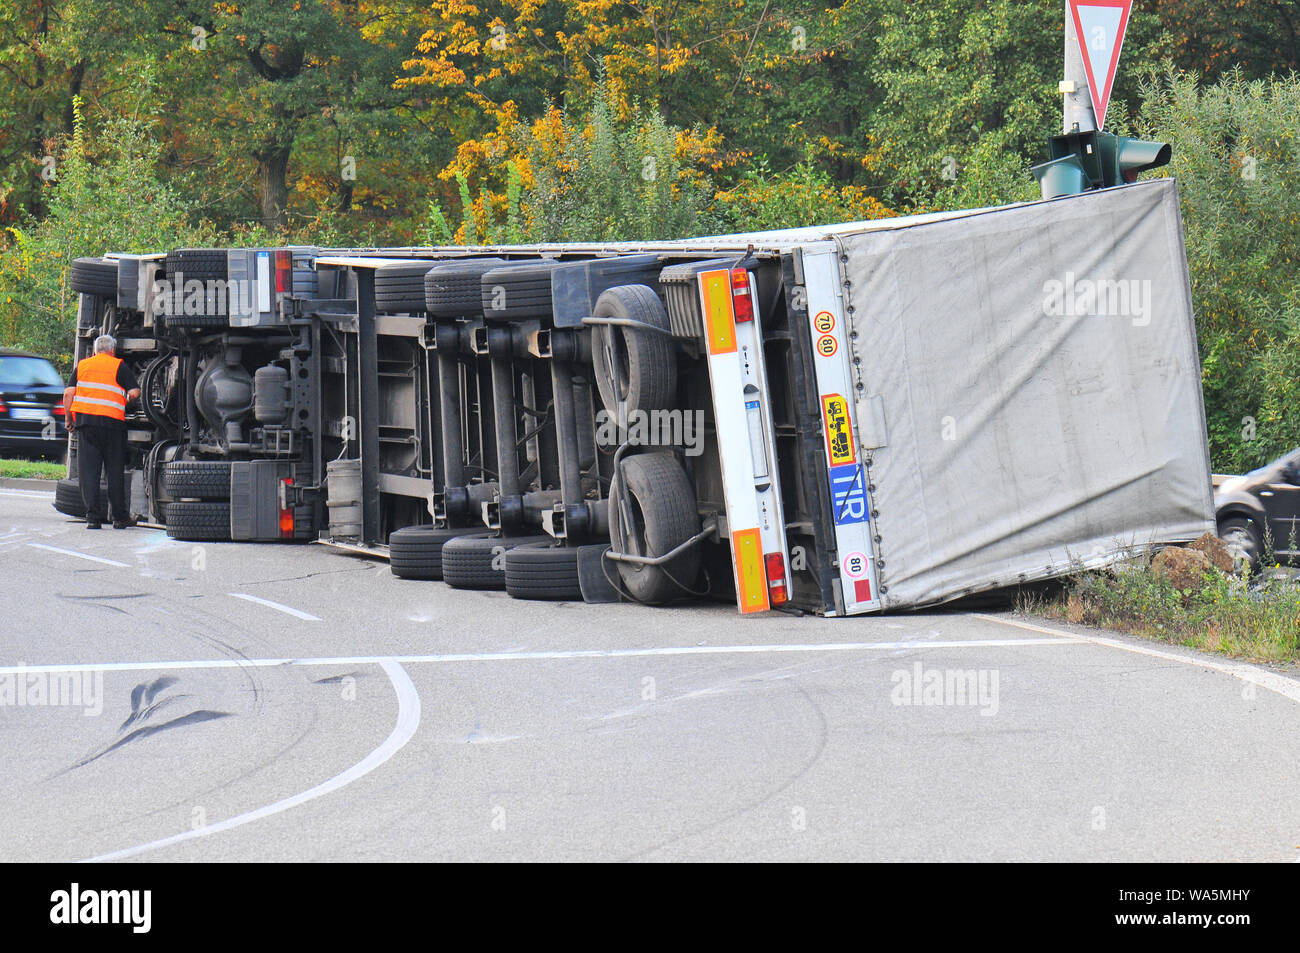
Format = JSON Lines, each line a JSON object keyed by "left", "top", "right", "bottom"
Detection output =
{"left": 730, "top": 268, "right": 754, "bottom": 323}
{"left": 764, "top": 552, "right": 789, "bottom": 606}
{"left": 279, "top": 478, "right": 294, "bottom": 538}
{"left": 275, "top": 250, "right": 292, "bottom": 294}
{"left": 53, "top": 401, "right": 65, "bottom": 417}
{"left": 0, "top": 398, "right": 7, "bottom": 415}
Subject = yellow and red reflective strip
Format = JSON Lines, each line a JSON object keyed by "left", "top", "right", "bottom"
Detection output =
{"left": 700, "top": 269, "right": 737, "bottom": 355}
{"left": 732, "top": 527, "right": 770, "bottom": 613}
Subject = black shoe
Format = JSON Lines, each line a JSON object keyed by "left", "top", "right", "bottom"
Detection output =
{"left": 86, "top": 520, "right": 103, "bottom": 530}
{"left": 113, "top": 518, "right": 137, "bottom": 529}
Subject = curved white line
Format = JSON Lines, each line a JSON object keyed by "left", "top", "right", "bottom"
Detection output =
{"left": 81, "top": 660, "right": 421, "bottom": 863}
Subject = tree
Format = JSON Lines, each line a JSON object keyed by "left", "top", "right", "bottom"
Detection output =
{"left": 1156, "top": 0, "right": 1300, "bottom": 80}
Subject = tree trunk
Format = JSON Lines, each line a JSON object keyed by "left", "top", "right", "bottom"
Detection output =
{"left": 255, "top": 144, "right": 292, "bottom": 229}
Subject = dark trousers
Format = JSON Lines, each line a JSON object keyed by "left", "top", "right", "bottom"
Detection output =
{"left": 77, "top": 424, "right": 128, "bottom": 522}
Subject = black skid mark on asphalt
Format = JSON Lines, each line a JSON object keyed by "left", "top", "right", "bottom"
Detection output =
{"left": 55, "top": 676, "right": 232, "bottom": 775}
{"left": 120, "top": 676, "right": 179, "bottom": 731}
{"left": 58, "top": 592, "right": 149, "bottom": 600}
{"left": 69, "top": 710, "right": 232, "bottom": 770}
{"left": 55, "top": 592, "right": 149, "bottom": 615}
{"left": 312, "top": 671, "right": 363, "bottom": 685}
{"left": 235, "top": 564, "right": 377, "bottom": 586}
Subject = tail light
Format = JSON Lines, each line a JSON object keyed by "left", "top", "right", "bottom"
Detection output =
{"left": 275, "top": 250, "right": 292, "bottom": 294}
{"left": 730, "top": 268, "right": 754, "bottom": 323}
{"left": 0, "top": 398, "right": 7, "bottom": 415}
{"left": 278, "top": 477, "right": 295, "bottom": 538}
{"left": 764, "top": 552, "right": 789, "bottom": 606}
{"left": 53, "top": 401, "right": 64, "bottom": 417}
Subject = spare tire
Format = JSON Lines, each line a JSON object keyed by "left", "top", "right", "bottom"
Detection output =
{"left": 480, "top": 261, "right": 560, "bottom": 321}
{"left": 607, "top": 451, "right": 701, "bottom": 604}
{"left": 389, "top": 525, "right": 475, "bottom": 580}
{"left": 374, "top": 262, "right": 438, "bottom": 314}
{"left": 504, "top": 541, "right": 583, "bottom": 601}
{"left": 441, "top": 532, "right": 550, "bottom": 590}
{"left": 163, "top": 461, "right": 232, "bottom": 500}
{"left": 165, "top": 501, "right": 231, "bottom": 541}
{"left": 591, "top": 284, "right": 676, "bottom": 418}
{"left": 165, "top": 248, "right": 228, "bottom": 281}
{"left": 69, "top": 257, "right": 118, "bottom": 297}
{"left": 424, "top": 258, "right": 506, "bottom": 317}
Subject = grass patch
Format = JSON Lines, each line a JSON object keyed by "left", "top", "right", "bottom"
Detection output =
{"left": 0, "top": 458, "right": 65, "bottom": 480}
{"left": 1023, "top": 558, "right": 1300, "bottom": 664}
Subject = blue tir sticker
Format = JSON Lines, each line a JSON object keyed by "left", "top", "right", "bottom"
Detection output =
{"left": 744, "top": 400, "right": 760, "bottom": 410}
{"left": 829, "top": 463, "right": 869, "bottom": 525}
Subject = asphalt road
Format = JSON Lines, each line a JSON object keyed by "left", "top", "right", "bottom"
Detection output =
{"left": 1, "top": 485, "right": 1298, "bottom": 862}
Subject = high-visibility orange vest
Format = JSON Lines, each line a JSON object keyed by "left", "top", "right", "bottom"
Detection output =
{"left": 70, "top": 353, "right": 127, "bottom": 421}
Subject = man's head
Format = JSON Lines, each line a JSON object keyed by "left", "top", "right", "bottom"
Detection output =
{"left": 93, "top": 334, "right": 116, "bottom": 356}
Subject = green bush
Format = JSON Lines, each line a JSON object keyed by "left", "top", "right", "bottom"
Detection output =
{"left": 1038, "top": 558, "right": 1300, "bottom": 662}
{"left": 712, "top": 160, "right": 896, "bottom": 231}
{"left": 521, "top": 85, "right": 714, "bottom": 243}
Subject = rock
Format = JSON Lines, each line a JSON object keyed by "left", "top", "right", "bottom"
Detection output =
{"left": 1150, "top": 546, "right": 1213, "bottom": 591}
{"left": 1187, "top": 532, "right": 1235, "bottom": 574}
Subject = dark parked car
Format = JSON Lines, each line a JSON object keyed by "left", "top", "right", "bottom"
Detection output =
{"left": 1214, "top": 447, "right": 1300, "bottom": 571}
{"left": 0, "top": 348, "right": 67, "bottom": 461}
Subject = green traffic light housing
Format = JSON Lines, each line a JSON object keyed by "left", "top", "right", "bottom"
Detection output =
{"left": 1030, "top": 128, "right": 1171, "bottom": 198}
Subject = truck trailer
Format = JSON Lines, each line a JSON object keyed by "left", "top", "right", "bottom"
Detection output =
{"left": 54, "top": 177, "right": 1213, "bottom": 616}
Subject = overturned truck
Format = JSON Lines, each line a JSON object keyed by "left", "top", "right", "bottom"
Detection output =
{"left": 56, "top": 178, "right": 1213, "bottom": 615}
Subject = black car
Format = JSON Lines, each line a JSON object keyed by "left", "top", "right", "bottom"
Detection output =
{"left": 1214, "top": 447, "right": 1300, "bottom": 571}
{"left": 0, "top": 348, "right": 67, "bottom": 461}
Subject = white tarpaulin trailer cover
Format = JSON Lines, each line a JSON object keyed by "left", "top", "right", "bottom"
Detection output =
{"left": 838, "top": 179, "right": 1213, "bottom": 608}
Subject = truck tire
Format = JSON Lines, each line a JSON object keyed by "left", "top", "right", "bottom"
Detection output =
{"left": 165, "top": 248, "right": 228, "bottom": 281}
{"left": 163, "top": 461, "right": 232, "bottom": 500}
{"left": 374, "top": 262, "right": 438, "bottom": 314}
{"left": 69, "top": 257, "right": 117, "bottom": 297}
{"left": 165, "top": 501, "right": 231, "bottom": 541}
{"left": 53, "top": 478, "right": 106, "bottom": 519}
{"left": 504, "top": 541, "right": 583, "bottom": 601}
{"left": 608, "top": 452, "right": 701, "bottom": 604}
{"left": 388, "top": 525, "right": 473, "bottom": 580}
{"left": 1218, "top": 517, "right": 1261, "bottom": 574}
{"left": 424, "top": 259, "right": 506, "bottom": 317}
{"left": 441, "top": 532, "right": 550, "bottom": 590}
{"left": 591, "top": 284, "right": 676, "bottom": 418}
{"left": 480, "top": 261, "right": 560, "bottom": 320}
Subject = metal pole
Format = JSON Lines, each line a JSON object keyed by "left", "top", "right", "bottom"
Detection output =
{"left": 1063, "top": 2, "right": 1097, "bottom": 133}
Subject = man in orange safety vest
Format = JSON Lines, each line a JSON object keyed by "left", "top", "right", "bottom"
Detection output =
{"left": 62, "top": 334, "right": 140, "bottom": 529}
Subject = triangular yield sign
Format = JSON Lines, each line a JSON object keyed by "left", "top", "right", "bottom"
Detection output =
{"left": 1068, "top": 0, "right": 1133, "bottom": 130}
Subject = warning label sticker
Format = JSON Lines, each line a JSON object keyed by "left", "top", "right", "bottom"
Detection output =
{"left": 821, "top": 394, "right": 855, "bottom": 467}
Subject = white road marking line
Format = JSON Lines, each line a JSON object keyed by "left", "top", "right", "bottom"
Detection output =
{"left": 0, "top": 637, "right": 1081, "bottom": 678}
{"left": 970, "top": 613, "right": 1300, "bottom": 705}
{"left": 0, "top": 488, "right": 54, "bottom": 499}
{"left": 25, "top": 543, "right": 130, "bottom": 568}
{"left": 82, "top": 660, "right": 421, "bottom": 863}
{"left": 228, "top": 593, "right": 322, "bottom": 622}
